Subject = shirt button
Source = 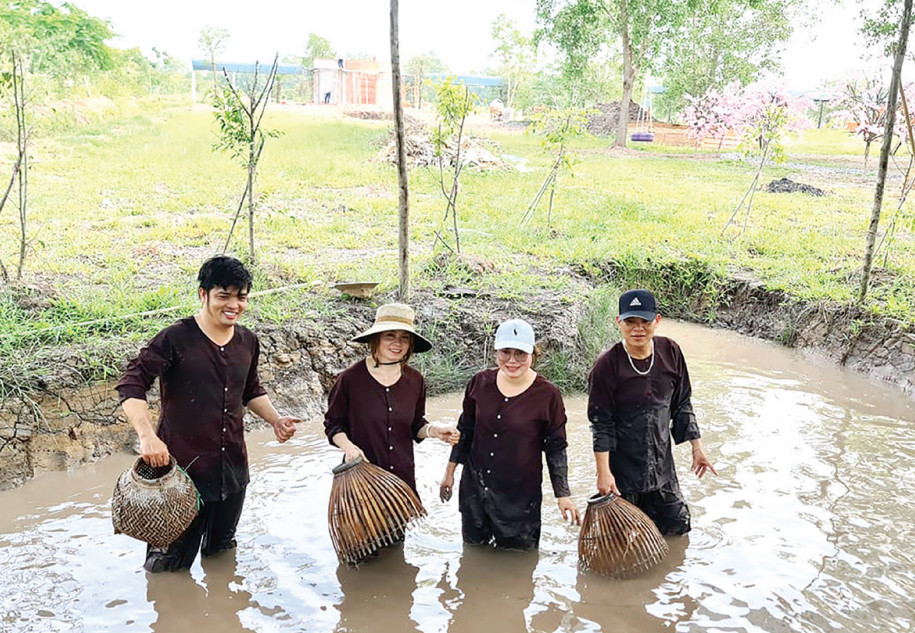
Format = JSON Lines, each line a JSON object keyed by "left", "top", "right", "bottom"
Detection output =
{"left": 385, "top": 387, "right": 390, "bottom": 392}
{"left": 494, "top": 433, "right": 498, "bottom": 438}
{"left": 223, "top": 408, "right": 227, "bottom": 413}
{"left": 496, "top": 414, "right": 501, "bottom": 420}
{"left": 484, "top": 486, "right": 488, "bottom": 491}
{"left": 390, "top": 465, "right": 394, "bottom": 470}
{"left": 388, "top": 407, "right": 392, "bottom": 412}
{"left": 220, "top": 347, "right": 225, "bottom": 352}
{"left": 486, "top": 469, "right": 491, "bottom": 474}
{"left": 221, "top": 447, "right": 225, "bottom": 451}
{"left": 388, "top": 426, "right": 392, "bottom": 431}
{"left": 224, "top": 387, "right": 228, "bottom": 392}
{"left": 222, "top": 427, "right": 226, "bottom": 432}
{"left": 489, "top": 452, "right": 494, "bottom": 456}
{"left": 389, "top": 445, "right": 393, "bottom": 450}
{"left": 503, "top": 397, "right": 508, "bottom": 402}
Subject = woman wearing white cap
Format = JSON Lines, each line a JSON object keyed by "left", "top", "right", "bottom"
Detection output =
{"left": 440, "top": 318, "right": 580, "bottom": 550}
{"left": 324, "top": 303, "right": 460, "bottom": 495}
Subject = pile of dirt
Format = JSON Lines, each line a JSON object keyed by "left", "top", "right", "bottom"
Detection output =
{"left": 765, "top": 178, "right": 826, "bottom": 196}
{"left": 588, "top": 101, "right": 646, "bottom": 136}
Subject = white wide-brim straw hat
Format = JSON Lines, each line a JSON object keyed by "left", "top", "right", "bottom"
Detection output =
{"left": 352, "top": 303, "right": 432, "bottom": 353}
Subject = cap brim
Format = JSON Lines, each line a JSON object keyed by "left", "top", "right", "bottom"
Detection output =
{"left": 352, "top": 324, "right": 432, "bottom": 353}
{"left": 618, "top": 310, "right": 657, "bottom": 321}
{"left": 494, "top": 340, "right": 534, "bottom": 354}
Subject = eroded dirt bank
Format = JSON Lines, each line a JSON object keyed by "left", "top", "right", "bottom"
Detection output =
{"left": 1, "top": 275, "right": 912, "bottom": 490}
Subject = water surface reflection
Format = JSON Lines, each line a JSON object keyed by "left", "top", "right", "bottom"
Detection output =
{"left": 0, "top": 321, "right": 913, "bottom": 632}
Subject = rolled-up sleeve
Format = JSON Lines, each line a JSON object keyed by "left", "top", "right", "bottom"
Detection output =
{"left": 543, "top": 390, "right": 571, "bottom": 497}
{"left": 242, "top": 336, "right": 268, "bottom": 405}
{"left": 448, "top": 378, "right": 477, "bottom": 464}
{"left": 410, "top": 376, "right": 428, "bottom": 443}
{"left": 115, "top": 330, "right": 173, "bottom": 403}
{"left": 323, "top": 373, "right": 350, "bottom": 444}
{"left": 670, "top": 349, "right": 700, "bottom": 444}
{"left": 587, "top": 354, "right": 617, "bottom": 453}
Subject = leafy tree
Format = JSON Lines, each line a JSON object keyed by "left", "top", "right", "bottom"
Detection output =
{"left": 657, "top": 0, "right": 793, "bottom": 115}
{"left": 0, "top": 0, "right": 113, "bottom": 279}
{"left": 537, "top": 0, "right": 689, "bottom": 147}
{"left": 198, "top": 25, "right": 229, "bottom": 70}
{"left": 405, "top": 51, "right": 448, "bottom": 108}
{"left": 304, "top": 32, "right": 334, "bottom": 67}
{"left": 521, "top": 105, "right": 592, "bottom": 229}
{"left": 431, "top": 77, "right": 479, "bottom": 254}
{"left": 489, "top": 14, "right": 536, "bottom": 111}
{"left": 210, "top": 57, "right": 282, "bottom": 263}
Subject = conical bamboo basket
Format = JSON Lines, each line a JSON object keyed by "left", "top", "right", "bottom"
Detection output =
{"left": 578, "top": 492, "right": 669, "bottom": 577}
{"left": 111, "top": 457, "right": 200, "bottom": 547}
{"left": 328, "top": 456, "right": 426, "bottom": 565}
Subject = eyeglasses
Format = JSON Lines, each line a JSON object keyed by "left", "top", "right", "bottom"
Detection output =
{"left": 497, "top": 349, "right": 530, "bottom": 362}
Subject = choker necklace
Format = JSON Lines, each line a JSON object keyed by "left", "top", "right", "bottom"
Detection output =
{"left": 623, "top": 340, "right": 654, "bottom": 376}
{"left": 373, "top": 360, "right": 401, "bottom": 368}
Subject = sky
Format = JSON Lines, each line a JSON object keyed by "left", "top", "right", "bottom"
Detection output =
{"left": 76, "top": 0, "right": 893, "bottom": 92}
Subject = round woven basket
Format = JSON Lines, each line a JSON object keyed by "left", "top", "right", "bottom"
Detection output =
{"left": 578, "top": 492, "right": 669, "bottom": 578}
{"left": 111, "top": 457, "right": 200, "bottom": 547}
{"left": 328, "top": 456, "right": 426, "bottom": 565}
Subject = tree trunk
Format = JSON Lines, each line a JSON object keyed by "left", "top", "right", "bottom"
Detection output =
{"left": 615, "top": 0, "right": 633, "bottom": 149}
{"left": 248, "top": 140, "right": 256, "bottom": 263}
{"left": 13, "top": 53, "right": 28, "bottom": 279}
{"left": 859, "top": 0, "right": 912, "bottom": 303}
{"left": 391, "top": 0, "right": 411, "bottom": 301}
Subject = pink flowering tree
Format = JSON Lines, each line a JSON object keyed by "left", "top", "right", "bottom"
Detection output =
{"left": 835, "top": 76, "right": 890, "bottom": 165}
{"left": 683, "top": 82, "right": 744, "bottom": 152}
{"left": 716, "top": 82, "right": 812, "bottom": 235}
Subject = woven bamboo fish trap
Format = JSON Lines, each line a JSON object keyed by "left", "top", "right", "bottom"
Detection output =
{"left": 111, "top": 457, "right": 200, "bottom": 547}
{"left": 578, "top": 492, "right": 669, "bottom": 577}
{"left": 328, "top": 456, "right": 426, "bottom": 565}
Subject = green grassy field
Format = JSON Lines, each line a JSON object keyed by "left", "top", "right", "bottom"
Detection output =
{"left": 1, "top": 104, "right": 913, "bottom": 372}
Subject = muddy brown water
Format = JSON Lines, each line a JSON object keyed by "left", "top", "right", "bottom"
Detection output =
{"left": 1, "top": 321, "right": 914, "bottom": 633}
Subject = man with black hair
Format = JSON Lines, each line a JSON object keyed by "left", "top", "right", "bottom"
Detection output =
{"left": 588, "top": 289, "right": 717, "bottom": 536}
{"left": 117, "top": 255, "right": 300, "bottom": 572}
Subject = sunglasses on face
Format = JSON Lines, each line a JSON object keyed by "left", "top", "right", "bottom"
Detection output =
{"left": 497, "top": 349, "right": 530, "bottom": 362}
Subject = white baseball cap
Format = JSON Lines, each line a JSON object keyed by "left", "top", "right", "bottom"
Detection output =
{"left": 494, "top": 319, "right": 535, "bottom": 354}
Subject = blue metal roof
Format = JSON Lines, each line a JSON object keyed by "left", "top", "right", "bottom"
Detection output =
{"left": 424, "top": 73, "right": 504, "bottom": 87}
{"left": 192, "top": 60, "right": 306, "bottom": 75}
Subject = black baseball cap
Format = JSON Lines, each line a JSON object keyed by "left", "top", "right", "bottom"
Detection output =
{"left": 618, "top": 289, "right": 658, "bottom": 321}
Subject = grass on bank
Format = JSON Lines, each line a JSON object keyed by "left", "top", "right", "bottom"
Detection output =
{"left": 0, "top": 105, "right": 913, "bottom": 375}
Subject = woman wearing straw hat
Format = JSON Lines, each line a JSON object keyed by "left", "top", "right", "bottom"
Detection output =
{"left": 440, "top": 318, "right": 580, "bottom": 550}
{"left": 324, "top": 303, "right": 460, "bottom": 494}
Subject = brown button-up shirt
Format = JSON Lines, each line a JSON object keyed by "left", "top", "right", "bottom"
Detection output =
{"left": 588, "top": 336, "right": 701, "bottom": 494}
{"left": 115, "top": 317, "right": 267, "bottom": 501}
{"left": 449, "top": 369, "right": 571, "bottom": 542}
{"left": 324, "top": 360, "right": 427, "bottom": 493}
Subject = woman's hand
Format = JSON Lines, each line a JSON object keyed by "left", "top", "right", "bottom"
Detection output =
{"left": 691, "top": 446, "right": 718, "bottom": 478}
{"left": 430, "top": 423, "right": 461, "bottom": 446}
{"left": 558, "top": 497, "right": 581, "bottom": 525}
{"left": 439, "top": 471, "right": 455, "bottom": 502}
{"left": 344, "top": 445, "right": 366, "bottom": 463}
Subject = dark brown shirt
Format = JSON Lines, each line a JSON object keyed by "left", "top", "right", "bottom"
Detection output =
{"left": 449, "top": 369, "right": 571, "bottom": 541}
{"left": 587, "top": 336, "right": 700, "bottom": 494}
{"left": 324, "top": 360, "right": 427, "bottom": 492}
{"left": 115, "top": 317, "right": 267, "bottom": 501}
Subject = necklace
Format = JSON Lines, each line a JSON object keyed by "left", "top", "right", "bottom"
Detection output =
{"left": 373, "top": 360, "right": 401, "bottom": 368}
{"left": 623, "top": 340, "right": 654, "bottom": 376}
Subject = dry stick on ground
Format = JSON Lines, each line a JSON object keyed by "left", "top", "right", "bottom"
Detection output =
{"left": 876, "top": 81, "right": 915, "bottom": 266}
{"left": 12, "top": 51, "right": 29, "bottom": 279}
{"left": 860, "top": 0, "right": 913, "bottom": 303}
{"left": 434, "top": 90, "right": 472, "bottom": 255}
{"left": 521, "top": 145, "right": 565, "bottom": 227}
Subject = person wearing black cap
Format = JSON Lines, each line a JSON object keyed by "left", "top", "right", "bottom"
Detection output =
{"left": 586, "top": 289, "right": 717, "bottom": 535}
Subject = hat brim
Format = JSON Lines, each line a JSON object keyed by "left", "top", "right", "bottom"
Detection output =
{"left": 494, "top": 340, "right": 534, "bottom": 354}
{"left": 351, "top": 323, "right": 432, "bottom": 353}
{"left": 618, "top": 310, "right": 657, "bottom": 321}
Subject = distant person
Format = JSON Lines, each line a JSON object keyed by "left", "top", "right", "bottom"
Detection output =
{"left": 116, "top": 256, "right": 300, "bottom": 572}
{"left": 441, "top": 318, "right": 580, "bottom": 550}
{"left": 324, "top": 91, "right": 332, "bottom": 104}
{"left": 587, "top": 289, "right": 717, "bottom": 535}
{"left": 324, "top": 303, "right": 459, "bottom": 496}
